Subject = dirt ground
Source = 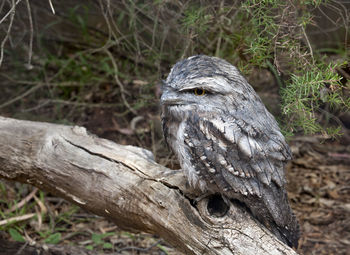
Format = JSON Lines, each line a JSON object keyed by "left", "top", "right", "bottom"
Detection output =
{"left": 287, "top": 136, "right": 350, "bottom": 255}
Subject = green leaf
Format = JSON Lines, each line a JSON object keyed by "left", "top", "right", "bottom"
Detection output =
{"left": 91, "top": 232, "right": 115, "bottom": 245}
{"left": 44, "top": 232, "right": 61, "bottom": 244}
{"left": 91, "top": 233, "right": 103, "bottom": 245}
{"left": 103, "top": 242, "right": 113, "bottom": 249}
{"left": 85, "top": 245, "right": 94, "bottom": 250}
{"left": 157, "top": 244, "right": 169, "bottom": 254}
{"left": 9, "top": 228, "right": 25, "bottom": 242}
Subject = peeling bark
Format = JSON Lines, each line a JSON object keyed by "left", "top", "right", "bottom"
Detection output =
{"left": 0, "top": 116, "right": 298, "bottom": 255}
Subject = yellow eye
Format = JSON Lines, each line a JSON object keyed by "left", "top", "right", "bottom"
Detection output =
{"left": 194, "top": 88, "right": 206, "bottom": 96}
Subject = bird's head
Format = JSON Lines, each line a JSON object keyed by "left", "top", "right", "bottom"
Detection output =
{"left": 160, "top": 55, "right": 254, "bottom": 119}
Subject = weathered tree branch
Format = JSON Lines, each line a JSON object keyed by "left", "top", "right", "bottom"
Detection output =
{"left": 0, "top": 116, "right": 298, "bottom": 255}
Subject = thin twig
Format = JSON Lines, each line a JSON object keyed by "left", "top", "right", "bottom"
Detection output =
{"left": 0, "top": 213, "right": 36, "bottom": 226}
{"left": 104, "top": 48, "right": 137, "bottom": 114}
{"left": 34, "top": 204, "right": 42, "bottom": 231}
{"left": 21, "top": 99, "right": 124, "bottom": 112}
{"left": 33, "top": 194, "right": 48, "bottom": 214}
{"left": 0, "top": 72, "right": 108, "bottom": 86}
{"left": 48, "top": 0, "right": 55, "bottom": 14}
{"left": 15, "top": 242, "right": 29, "bottom": 255}
{"left": 98, "top": 0, "right": 113, "bottom": 42}
{"left": 0, "top": 1, "right": 7, "bottom": 17}
{"left": 301, "top": 21, "right": 315, "bottom": 64}
{"left": 329, "top": 0, "right": 349, "bottom": 49}
{"left": 25, "top": 0, "right": 34, "bottom": 69}
{"left": 0, "top": 0, "right": 22, "bottom": 25}
{"left": 0, "top": 0, "right": 17, "bottom": 67}
{"left": 0, "top": 83, "right": 42, "bottom": 109}
{"left": 5, "top": 188, "right": 38, "bottom": 214}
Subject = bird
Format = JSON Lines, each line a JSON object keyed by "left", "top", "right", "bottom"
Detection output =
{"left": 160, "top": 55, "right": 299, "bottom": 248}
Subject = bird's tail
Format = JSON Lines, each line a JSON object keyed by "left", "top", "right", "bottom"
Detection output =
{"left": 263, "top": 183, "right": 300, "bottom": 248}
{"left": 247, "top": 183, "right": 300, "bottom": 248}
{"left": 274, "top": 212, "right": 300, "bottom": 248}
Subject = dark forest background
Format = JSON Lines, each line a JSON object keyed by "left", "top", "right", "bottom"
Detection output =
{"left": 0, "top": 1, "right": 349, "bottom": 254}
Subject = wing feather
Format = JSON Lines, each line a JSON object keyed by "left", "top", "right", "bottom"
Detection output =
{"left": 185, "top": 113, "right": 290, "bottom": 191}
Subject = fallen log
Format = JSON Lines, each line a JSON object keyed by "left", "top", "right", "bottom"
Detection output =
{"left": 0, "top": 116, "right": 298, "bottom": 255}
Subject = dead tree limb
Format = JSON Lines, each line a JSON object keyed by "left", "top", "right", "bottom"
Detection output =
{"left": 0, "top": 116, "right": 298, "bottom": 255}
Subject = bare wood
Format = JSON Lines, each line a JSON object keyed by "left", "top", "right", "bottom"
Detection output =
{"left": 0, "top": 116, "right": 298, "bottom": 255}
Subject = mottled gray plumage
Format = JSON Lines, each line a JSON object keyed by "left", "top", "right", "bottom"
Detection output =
{"left": 160, "top": 55, "right": 299, "bottom": 247}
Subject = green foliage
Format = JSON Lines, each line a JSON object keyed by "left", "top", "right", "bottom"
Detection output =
{"left": 157, "top": 243, "right": 170, "bottom": 254}
{"left": 182, "top": 6, "right": 211, "bottom": 34}
{"left": 67, "top": 4, "right": 94, "bottom": 42}
{"left": 237, "top": 0, "right": 349, "bottom": 136}
{"left": 44, "top": 232, "right": 62, "bottom": 244}
{"left": 9, "top": 228, "right": 25, "bottom": 242}
{"left": 281, "top": 61, "right": 348, "bottom": 136}
{"left": 87, "top": 232, "right": 115, "bottom": 250}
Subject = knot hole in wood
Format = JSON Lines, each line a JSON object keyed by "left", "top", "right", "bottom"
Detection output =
{"left": 207, "top": 194, "right": 229, "bottom": 217}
